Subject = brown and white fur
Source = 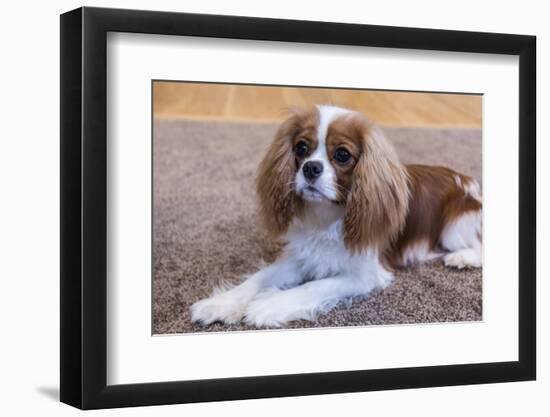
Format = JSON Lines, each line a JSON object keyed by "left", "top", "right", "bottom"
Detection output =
{"left": 191, "top": 105, "right": 482, "bottom": 328}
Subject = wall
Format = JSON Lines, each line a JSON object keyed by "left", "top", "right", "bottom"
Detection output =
{"left": 0, "top": 0, "right": 545, "bottom": 416}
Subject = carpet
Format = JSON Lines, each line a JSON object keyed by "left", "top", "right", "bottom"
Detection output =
{"left": 153, "top": 119, "right": 482, "bottom": 334}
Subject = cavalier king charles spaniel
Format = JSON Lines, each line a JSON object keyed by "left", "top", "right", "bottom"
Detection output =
{"left": 191, "top": 105, "right": 482, "bottom": 328}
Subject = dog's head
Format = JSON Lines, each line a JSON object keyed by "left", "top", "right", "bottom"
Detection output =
{"left": 256, "top": 105, "right": 409, "bottom": 252}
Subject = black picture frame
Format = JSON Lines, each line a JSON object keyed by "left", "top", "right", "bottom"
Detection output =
{"left": 60, "top": 6, "right": 536, "bottom": 410}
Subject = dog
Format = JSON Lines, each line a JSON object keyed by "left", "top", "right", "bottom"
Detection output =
{"left": 191, "top": 105, "right": 482, "bottom": 328}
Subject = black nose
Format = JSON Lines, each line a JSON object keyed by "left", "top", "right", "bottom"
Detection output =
{"left": 303, "top": 160, "right": 323, "bottom": 182}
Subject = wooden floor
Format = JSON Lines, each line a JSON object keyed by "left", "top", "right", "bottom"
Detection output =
{"left": 153, "top": 82, "right": 482, "bottom": 128}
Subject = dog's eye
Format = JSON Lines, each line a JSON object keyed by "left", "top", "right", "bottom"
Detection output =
{"left": 295, "top": 141, "right": 309, "bottom": 158}
{"left": 334, "top": 148, "right": 351, "bottom": 164}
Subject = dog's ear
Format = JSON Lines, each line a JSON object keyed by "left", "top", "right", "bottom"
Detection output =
{"left": 256, "top": 112, "right": 305, "bottom": 237}
{"left": 343, "top": 121, "right": 409, "bottom": 252}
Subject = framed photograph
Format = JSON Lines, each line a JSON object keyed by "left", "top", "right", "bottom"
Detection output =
{"left": 60, "top": 6, "right": 536, "bottom": 409}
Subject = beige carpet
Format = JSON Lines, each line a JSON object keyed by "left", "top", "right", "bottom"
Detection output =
{"left": 153, "top": 119, "right": 482, "bottom": 334}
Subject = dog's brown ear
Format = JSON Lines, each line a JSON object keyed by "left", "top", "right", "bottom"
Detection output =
{"left": 343, "top": 121, "right": 409, "bottom": 253}
{"left": 256, "top": 113, "right": 304, "bottom": 237}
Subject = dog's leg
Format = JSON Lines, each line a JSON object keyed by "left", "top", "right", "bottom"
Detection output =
{"left": 190, "top": 259, "right": 303, "bottom": 325}
{"left": 244, "top": 264, "right": 392, "bottom": 328}
{"left": 441, "top": 209, "right": 482, "bottom": 269}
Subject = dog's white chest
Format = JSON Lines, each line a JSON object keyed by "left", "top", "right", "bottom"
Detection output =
{"left": 286, "top": 221, "right": 360, "bottom": 280}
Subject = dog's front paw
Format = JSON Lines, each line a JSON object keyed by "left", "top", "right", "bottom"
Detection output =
{"left": 244, "top": 289, "right": 306, "bottom": 328}
{"left": 190, "top": 291, "right": 248, "bottom": 325}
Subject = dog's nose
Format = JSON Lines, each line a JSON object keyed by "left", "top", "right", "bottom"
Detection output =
{"left": 303, "top": 160, "right": 323, "bottom": 182}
